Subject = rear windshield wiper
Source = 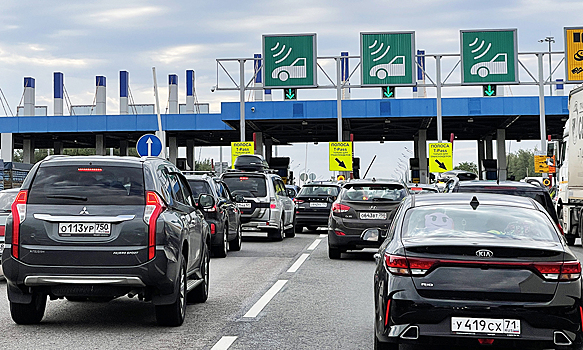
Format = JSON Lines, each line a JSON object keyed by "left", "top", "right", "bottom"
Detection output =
{"left": 46, "top": 195, "right": 88, "bottom": 201}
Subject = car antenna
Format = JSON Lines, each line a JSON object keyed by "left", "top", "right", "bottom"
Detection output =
{"left": 363, "top": 155, "right": 377, "bottom": 179}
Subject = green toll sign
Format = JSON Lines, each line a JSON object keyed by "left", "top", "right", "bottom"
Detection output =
{"left": 263, "top": 34, "right": 317, "bottom": 89}
{"left": 460, "top": 29, "right": 518, "bottom": 85}
{"left": 361, "top": 32, "right": 416, "bottom": 87}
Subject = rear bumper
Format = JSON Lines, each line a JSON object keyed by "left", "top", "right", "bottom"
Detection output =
{"left": 328, "top": 216, "right": 383, "bottom": 250}
{"left": 296, "top": 213, "right": 329, "bottom": 226}
{"left": 2, "top": 245, "right": 180, "bottom": 306}
{"left": 240, "top": 217, "right": 280, "bottom": 232}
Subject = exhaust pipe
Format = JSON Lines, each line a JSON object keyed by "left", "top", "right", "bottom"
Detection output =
{"left": 400, "top": 325, "right": 419, "bottom": 340}
{"left": 554, "top": 331, "right": 572, "bottom": 346}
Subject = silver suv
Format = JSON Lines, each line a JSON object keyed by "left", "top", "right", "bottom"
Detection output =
{"left": 222, "top": 171, "right": 295, "bottom": 240}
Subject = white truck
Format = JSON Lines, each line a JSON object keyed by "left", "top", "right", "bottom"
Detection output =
{"left": 557, "top": 85, "right": 583, "bottom": 245}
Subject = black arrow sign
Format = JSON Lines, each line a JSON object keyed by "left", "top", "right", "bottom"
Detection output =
{"left": 435, "top": 159, "right": 447, "bottom": 171}
{"left": 335, "top": 158, "right": 347, "bottom": 169}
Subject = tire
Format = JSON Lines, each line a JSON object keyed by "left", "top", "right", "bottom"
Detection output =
{"left": 328, "top": 245, "right": 342, "bottom": 260}
{"left": 155, "top": 256, "right": 187, "bottom": 327}
{"left": 229, "top": 224, "right": 242, "bottom": 251}
{"left": 10, "top": 292, "right": 47, "bottom": 325}
{"left": 285, "top": 215, "right": 296, "bottom": 238}
{"left": 188, "top": 242, "right": 210, "bottom": 303}
{"left": 269, "top": 217, "right": 285, "bottom": 241}
{"left": 295, "top": 225, "right": 303, "bottom": 233}
{"left": 211, "top": 224, "right": 228, "bottom": 258}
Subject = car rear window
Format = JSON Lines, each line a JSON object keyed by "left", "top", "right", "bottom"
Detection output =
{"left": 0, "top": 190, "right": 18, "bottom": 211}
{"left": 342, "top": 184, "right": 406, "bottom": 201}
{"left": 223, "top": 175, "right": 267, "bottom": 198}
{"left": 187, "top": 180, "right": 213, "bottom": 198}
{"left": 28, "top": 165, "right": 145, "bottom": 205}
{"left": 297, "top": 186, "right": 339, "bottom": 197}
{"left": 402, "top": 205, "right": 559, "bottom": 242}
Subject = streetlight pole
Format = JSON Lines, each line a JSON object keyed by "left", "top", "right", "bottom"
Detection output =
{"left": 539, "top": 36, "right": 555, "bottom": 96}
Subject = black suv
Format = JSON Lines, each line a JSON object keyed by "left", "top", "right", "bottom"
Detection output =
{"left": 444, "top": 179, "right": 564, "bottom": 240}
{"left": 184, "top": 173, "right": 242, "bottom": 258}
{"left": 2, "top": 156, "right": 213, "bottom": 327}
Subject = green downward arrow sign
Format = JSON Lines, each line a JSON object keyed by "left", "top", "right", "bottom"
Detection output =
{"left": 384, "top": 90, "right": 393, "bottom": 98}
{"left": 286, "top": 89, "right": 295, "bottom": 99}
{"left": 485, "top": 85, "right": 495, "bottom": 96}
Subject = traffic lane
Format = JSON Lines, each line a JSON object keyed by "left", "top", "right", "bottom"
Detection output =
{"left": 0, "top": 233, "right": 314, "bottom": 349}
{"left": 227, "top": 242, "right": 377, "bottom": 349}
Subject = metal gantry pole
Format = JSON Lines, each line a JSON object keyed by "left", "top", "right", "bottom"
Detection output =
{"left": 239, "top": 59, "right": 246, "bottom": 142}
{"left": 436, "top": 55, "right": 443, "bottom": 143}
{"left": 538, "top": 53, "right": 547, "bottom": 152}
{"left": 548, "top": 41, "right": 553, "bottom": 96}
{"left": 336, "top": 57, "right": 343, "bottom": 142}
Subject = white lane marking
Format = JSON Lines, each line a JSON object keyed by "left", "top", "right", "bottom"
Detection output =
{"left": 319, "top": 233, "right": 327, "bottom": 238}
{"left": 307, "top": 239, "right": 322, "bottom": 251}
{"left": 243, "top": 280, "right": 288, "bottom": 318}
{"left": 287, "top": 253, "right": 310, "bottom": 273}
{"left": 211, "top": 336, "right": 238, "bottom": 350}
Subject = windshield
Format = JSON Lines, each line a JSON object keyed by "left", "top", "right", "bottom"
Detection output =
{"left": 223, "top": 175, "right": 267, "bottom": 198}
{"left": 402, "top": 205, "right": 559, "bottom": 243}
{"left": 342, "top": 184, "right": 406, "bottom": 201}
{"left": 0, "top": 190, "right": 18, "bottom": 211}
{"left": 28, "top": 165, "right": 145, "bottom": 205}
{"left": 187, "top": 180, "right": 213, "bottom": 198}
{"left": 297, "top": 186, "right": 339, "bottom": 197}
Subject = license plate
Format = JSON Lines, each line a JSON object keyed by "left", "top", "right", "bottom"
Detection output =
{"left": 58, "top": 223, "right": 111, "bottom": 237}
{"left": 310, "top": 202, "right": 328, "bottom": 208}
{"left": 237, "top": 202, "right": 252, "bottom": 208}
{"left": 451, "top": 317, "right": 520, "bottom": 335}
{"left": 359, "top": 212, "right": 387, "bottom": 220}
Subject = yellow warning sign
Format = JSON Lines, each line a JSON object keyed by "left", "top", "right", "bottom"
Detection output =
{"left": 543, "top": 178, "right": 551, "bottom": 186}
{"left": 534, "top": 154, "right": 549, "bottom": 173}
{"left": 565, "top": 27, "right": 583, "bottom": 82}
{"left": 428, "top": 143, "right": 453, "bottom": 173}
{"left": 231, "top": 141, "right": 254, "bottom": 168}
{"left": 329, "top": 142, "right": 353, "bottom": 171}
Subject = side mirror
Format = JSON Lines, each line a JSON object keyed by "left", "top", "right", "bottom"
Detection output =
{"left": 286, "top": 189, "right": 296, "bottom": 198}
{"left": 198, "top": 194, "right": 215, "bottom": 209}
{"left": 234, "top": 194, "right": 244, "bottom": 202}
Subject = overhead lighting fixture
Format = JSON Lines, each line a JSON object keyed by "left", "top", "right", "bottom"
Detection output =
{"left": 302, "top": 120, "right": 308, "bottom": 125}
{"left": 468, "top": 118, "right": 474, "bottom": 123}
{"left": 384, "top": 119, "right": 391, "bottom": 124}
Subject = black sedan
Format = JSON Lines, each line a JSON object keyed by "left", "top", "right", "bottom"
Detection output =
{"left": 374, "top": 193, "right": 582, "bottom": 349}
{"left": 294, "top": 182, "right": 340, "bottom": 233}
{"left": 328, "top": 179, "right": 408, "bottom": 259}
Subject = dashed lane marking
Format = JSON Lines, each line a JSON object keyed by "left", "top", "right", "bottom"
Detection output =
{"left": 243, "top": 280, "right": 288, "bottom": 318}
{"left": 211, "top": 336, "right": 238, "bottom": 350}
{"left": 287, "top": 253, "right": 310, "bottom": 273}
{"left": 307, "top": 239, "right": 322, "bottom": 251}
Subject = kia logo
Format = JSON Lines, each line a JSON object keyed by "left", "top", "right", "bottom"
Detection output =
{"left": 476, "top": 249, "right": 493, "bottom": 258}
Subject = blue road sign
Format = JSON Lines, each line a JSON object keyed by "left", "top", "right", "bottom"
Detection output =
{"left": 136, "top": 134, "right": 162, "bottom": 157}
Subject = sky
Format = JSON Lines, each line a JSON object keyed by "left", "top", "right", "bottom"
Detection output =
{"left": 0, "top": 0, "right": 581, "bottom": 181}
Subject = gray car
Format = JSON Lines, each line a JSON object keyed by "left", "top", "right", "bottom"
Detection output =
{"left": 0, "top": 188, "right": 20, "bottom": 278}
{"left": 2, "top": 156, "right": 213, "bottom": 326}
{"left": 222, "top": 171, "right": 295, "bottom": 241}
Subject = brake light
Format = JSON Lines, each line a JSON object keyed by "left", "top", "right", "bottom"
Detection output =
{"left": 0, "top": 225, "right": 5, "bottom": 237}
{"left": 11, "top": 190, "right": 27, "bottom": 259}
{"left": 78, "top": 168, "right": 103, "bottom": 172}
{"left": 293, "top": 198, "right": 304, "bottom": 204}
{"left": 559, "top": 261, "right": 581, "bottom": 281}
{"left": 478, "top": 339, "right": 494, "bottom": 345}
{"left": 533, "top": 262, "right": 582, "bottom": 281}
{"left": 334, "top": 230, "right": 346, "bottom": 236}
{"left": 385, "top": 299, "right": 391, "bottom": 326}
{"left": 332, "top": 203, "right": 351, "bottom": 213}
{"left": 411, "top": 187, "right": 423, "bottom": 191}
{"left": 239, "top": 177, "right": 249, "bottom": 181}
{"left": 210, "top": 223, "right": 216, "bottom": 235}
{"left": 557, "top": 223, "right": 565, "bottom": 235}
{"left": 144, "top": 191, "right": 165, "bottom": 260}
{"left": 270, "top": 203, "right": 277, "bottom": 209}
{"left": 384, "top": 254, "right": 435, "bottom": 276}
{"left": 580, "top": 306, "right": 583, "bottom": 327}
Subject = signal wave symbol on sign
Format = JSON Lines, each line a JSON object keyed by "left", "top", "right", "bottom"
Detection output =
{"left": 368, "top": 40, "right": 405, "bottom": 80}
{"left": 469, "top": 38, "right": 508, "bottom": 78}
{"left": 270, "top": 42, "right": 307, "bottom": 82}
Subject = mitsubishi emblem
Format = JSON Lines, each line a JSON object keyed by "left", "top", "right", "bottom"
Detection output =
{"left": 80, "top": 207, "right": 89, "bottom": 215}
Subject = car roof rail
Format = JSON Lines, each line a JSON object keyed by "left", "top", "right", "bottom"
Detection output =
{"left": 183, "top": 170, "right": 216, "bottom": 176}
{"left": 43, "top": 155, "right": 70, "bottom": 161}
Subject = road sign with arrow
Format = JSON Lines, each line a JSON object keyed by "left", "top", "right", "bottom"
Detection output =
{"left": 428, "top": 142, "right": 453, "bottom": 173}
{"left": 329, "top": 142, "right": 353, "bottom": 171}
{"left": 284, "top": 88, "right": 297, "bottom": 100}
{"left": 483, "top": 84, "right": 497, "bottom": 97}
{"left": 136, "top": 134, "right": 163, "bottom": 157}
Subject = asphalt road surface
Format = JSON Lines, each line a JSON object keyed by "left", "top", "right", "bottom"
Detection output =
{"left": 0, "top": 233, "right": 582, "bottom": 350}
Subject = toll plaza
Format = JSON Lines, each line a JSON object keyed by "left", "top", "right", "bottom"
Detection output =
{"left": 0, "top": 27, "right": 578, "bottom": 183}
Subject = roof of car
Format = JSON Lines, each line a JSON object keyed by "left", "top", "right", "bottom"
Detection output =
{"left": 411, "top": 192, "right": 538, "bottom": 210}
{"left": 183, "top": 174, "right": 211, "bottom": 180}
{"left": 39, "top": 155, "right": 156, "bottom": 165}
{"left": 456, "top": 180, "right": 545, "bottom": 190}
{"left": 345, "top": 178, "right": 404, "bottom": 185}
{"left": 302, "top": 182, "right": 339, "bottom": 187}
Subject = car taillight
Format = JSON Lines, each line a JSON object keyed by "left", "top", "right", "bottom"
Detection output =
{"left": 384, "top": 254, "right": 435, "bottom": 276}
{"left": 533, "top": 262, "right": 582, "bottom": 281}
{"left": 210, "top": 223, "right": 216, "bottom": 235}
{"left": 144, "top": 191, "right": 165, "bottom": 260}
{"left": 332, "top": 203, "right": 351, "bottom": 213}
{"left": 270, "top": 203, "right": 277, "bottom": 209}
{"left": 385, "top": 299, "right": 391, "bottom": 326}
{"left": 0, "top": 225, "right": 5, "bottom": 237}
{"left": 11, "top": 190, "right": 27, "bottom": 259}
{"left": 559, "top": 261, "right": 581, "bottom": 281}
{"left": 557, "top": 223, "right": 565, "bottom": 235}
{"left": 293, "top": 198, "right": 304, "bottom": 204}
{"left": 334, "top": 230, "right": 346, "bottom": 236}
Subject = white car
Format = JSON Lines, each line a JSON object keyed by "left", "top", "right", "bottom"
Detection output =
{"left": 369, "top": 56, "right": 406, "bottom": 80}
{"left": 470, "top": 53, "right": 508, "bottom": 78}
{"left": 271, "top": 58, "right": 307, "bottom": 82}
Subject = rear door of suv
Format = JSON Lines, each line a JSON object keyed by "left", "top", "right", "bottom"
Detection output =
{"left": 18, "top": 161, "right": 150, "bottom": 267}
{"left": 222, "top": 174, "right": 270, "bottom": 221}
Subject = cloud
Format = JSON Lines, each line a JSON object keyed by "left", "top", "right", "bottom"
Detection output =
{"left": 88, "top": 6, "right": 165, "bottom": 24}
{"left": 0, "top": 45, "right": 103, "bottom": 68}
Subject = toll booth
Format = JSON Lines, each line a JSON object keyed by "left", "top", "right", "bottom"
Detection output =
{"left": 482, "top": 159, "right": 498, "bottom": 180}
{"left": 1, "top": 161, "right": 33, "bottom": 190}
{"left": 270, "top": 157, "right": 291, "bottom": 184}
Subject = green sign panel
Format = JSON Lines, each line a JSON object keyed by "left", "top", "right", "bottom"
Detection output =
{"left": 262, "top": 34, "right": 317, "bottom": 88}
{"left": 360, "top": 32, "right": 416, "bottom": 86}
{"left": 460, "top": 29, "right": 518, "bottom": 85}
